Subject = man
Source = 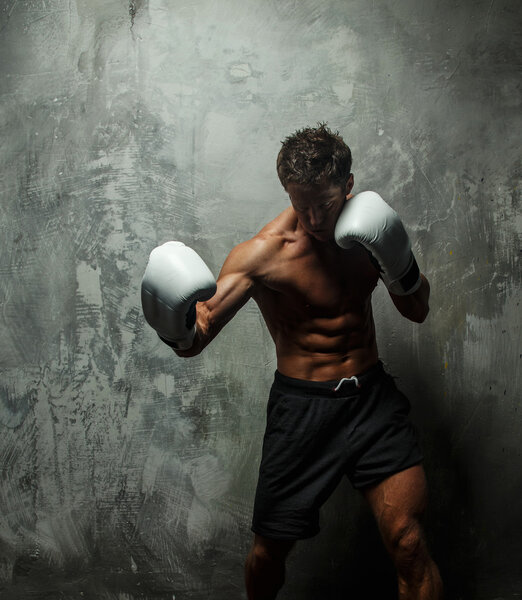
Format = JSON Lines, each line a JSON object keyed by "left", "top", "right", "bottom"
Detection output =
{"left": 141, "top": 124, "right": 443, "bottom": 599}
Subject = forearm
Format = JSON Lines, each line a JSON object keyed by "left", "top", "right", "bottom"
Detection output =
{"left": 156, "top": 237, "right": 264, "bottom": 357}
{"left": 389, "top": 274, "right": 430, "bottom": 323}
{"left": 173, "top": 263, "right": 256, "bottom": 357}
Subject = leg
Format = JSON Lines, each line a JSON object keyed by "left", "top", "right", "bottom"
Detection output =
{"left": 363, "top": 465, "right": 443, "bottom": 600}
{"left": 245, "top": 534, "right": 295, "bottom": 600}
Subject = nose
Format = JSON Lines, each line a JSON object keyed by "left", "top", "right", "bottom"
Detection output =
{"left": 306, "top": 206, "right": 324, "bottom": 228}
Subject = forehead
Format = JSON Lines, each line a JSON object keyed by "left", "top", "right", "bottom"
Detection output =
{"left": 286, "top": 181, "right": 343, "bottom": 204}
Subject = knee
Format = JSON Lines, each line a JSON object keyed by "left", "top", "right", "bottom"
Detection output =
{"left": 250, "top": 542, "right": 274, "bottom": 567}
{"left": 388, "top": 520, "right": 426, "bottom": 568}
{"left": 248, "top": 536, "right": 293, "bottom": 568}
{"left": 246, "top": 537, "right": 294, "bottom": 600}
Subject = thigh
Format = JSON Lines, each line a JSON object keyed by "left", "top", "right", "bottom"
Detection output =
{"left": 348, "top": 371, "right": 423, "bottom": 490}
{"left": 362, "top": 464, "right": 428, "bottom": 542}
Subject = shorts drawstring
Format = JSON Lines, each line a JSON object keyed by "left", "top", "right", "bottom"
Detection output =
{"left": 333, "top": 375, "right": 361, "bottom": 392}
{"left": 272, "top": 362, "right": 382, "bottom": 397}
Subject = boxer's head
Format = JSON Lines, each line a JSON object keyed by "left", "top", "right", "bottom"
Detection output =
{"left": 276, "top": 123, "right": 352, "bottom": 191}
{"left": 278, "top": 124, "right": 354, "bottom": 241}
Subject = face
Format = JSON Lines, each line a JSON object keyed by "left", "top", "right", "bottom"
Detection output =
{"left": 287, "top": 175, "right": 353, "bottom": 242}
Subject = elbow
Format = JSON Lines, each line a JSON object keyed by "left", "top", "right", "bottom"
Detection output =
{"left": 411, "top": 303, "right": 429, "bottom": 324}
{"left": 396, "top": 298, "right": 429, "bottom": 323}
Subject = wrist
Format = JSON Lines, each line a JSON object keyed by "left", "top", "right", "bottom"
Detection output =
{"left": 381, "top": 251, "right": 421, "bottom": 296}
{"left": 157, "top": 323, "right": 197, "bottom": 350}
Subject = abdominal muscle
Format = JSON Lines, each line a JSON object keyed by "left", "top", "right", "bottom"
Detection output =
{"left": 250, "top": 214, "right": 381, "bottom": 382}
{"left": 274, "top": 316, "right": 379, "bottom": 382}
{"left": 255, "top": 287, "right": 379, "bottom": 382}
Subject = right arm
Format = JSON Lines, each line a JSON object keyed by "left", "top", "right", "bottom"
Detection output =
{"left": 174, "top": 237, "right": 268, "bottom": 357}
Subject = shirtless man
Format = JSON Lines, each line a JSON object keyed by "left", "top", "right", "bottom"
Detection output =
{"left": 141, "top": 125, "right": 443, "bottom": 599}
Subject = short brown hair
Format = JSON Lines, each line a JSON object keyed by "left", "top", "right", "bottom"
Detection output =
{"left": 276, "top": 123, "right": 352, "bottom": 189}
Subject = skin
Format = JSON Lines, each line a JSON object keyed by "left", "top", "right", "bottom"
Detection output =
{"left": 175, "top": 175, "right": 442, "bottom": 599}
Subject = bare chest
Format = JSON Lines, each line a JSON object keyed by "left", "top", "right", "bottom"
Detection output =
{"left": 254, "top": 240, "right": 379, "bottom": 314}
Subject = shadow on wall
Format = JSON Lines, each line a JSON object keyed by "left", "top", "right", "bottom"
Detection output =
{"left": 0, "top": 338, "right": 516, "bottom": 599}
{"left": 274, "top": 347, "right": 479, "bottom": 599}
{"left": 282, "top": 480, "right": 398, "bottom": 599}
{"left": 279, "top": 430, "right": 477, "bottom": 599}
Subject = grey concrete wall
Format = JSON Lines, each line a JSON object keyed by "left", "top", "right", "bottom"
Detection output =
{"left": 0, "top": 0, "right": 520, "bottom": 598}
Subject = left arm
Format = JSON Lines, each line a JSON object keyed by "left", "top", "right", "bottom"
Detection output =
{"left": 389, "top": 273, "right": 430, "bottom": 323}
{"left": 335, "top": 191, "right": 430, "bottom": 323}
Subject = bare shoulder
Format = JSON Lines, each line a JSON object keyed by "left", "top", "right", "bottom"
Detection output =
{"left": 220, "top": 208, "right": 296, "bottom": 279}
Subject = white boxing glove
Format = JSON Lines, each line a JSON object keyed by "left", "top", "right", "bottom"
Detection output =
{"left": 334, "top": 191, "right": 421, "bottom": 295}
{"left": 141, "top": 241, "right": 217, "bottom": 349}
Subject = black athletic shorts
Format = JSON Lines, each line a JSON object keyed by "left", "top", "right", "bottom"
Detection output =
{"left": 251, "top": 361, "right": 423, "bottom": 540}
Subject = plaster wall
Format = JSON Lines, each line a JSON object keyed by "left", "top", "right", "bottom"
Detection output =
{"left": 0, "top": 0, "right": 520, "bottom": 598}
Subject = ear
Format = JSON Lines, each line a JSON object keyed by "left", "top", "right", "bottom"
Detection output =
{"left": 345, "top": 174, "right": 354, "bottom": 196}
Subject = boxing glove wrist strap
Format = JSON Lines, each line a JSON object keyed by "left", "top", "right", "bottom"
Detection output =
{"left": 385, "top": 252, "right": 421, "bottom": 296}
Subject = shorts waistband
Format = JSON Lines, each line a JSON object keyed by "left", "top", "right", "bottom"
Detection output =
{"left": 273, "top": 361, "right": 384, "bottom": 397}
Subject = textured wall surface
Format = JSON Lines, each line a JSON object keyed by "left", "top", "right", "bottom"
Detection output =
{"left": 0, "top": 0, "right": 520, "bottom": 598}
